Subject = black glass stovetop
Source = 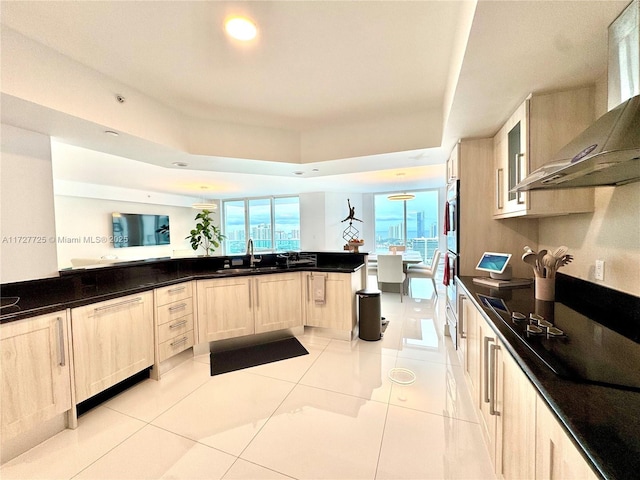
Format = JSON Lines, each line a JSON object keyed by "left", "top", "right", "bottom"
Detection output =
{"left": 479, "top": 294, "right": 640, "bottom": 392}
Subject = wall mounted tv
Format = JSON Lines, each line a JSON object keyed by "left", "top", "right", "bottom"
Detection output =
{"left": 112, "top": 213, "right": 170, "bottom": 248}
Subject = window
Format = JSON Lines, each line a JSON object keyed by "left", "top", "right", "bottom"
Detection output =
{"left": 222, "top": 197, "right": 300, "bottom": 254}
{"left": 374, "top": 191, "right": 439, "bottom": 261}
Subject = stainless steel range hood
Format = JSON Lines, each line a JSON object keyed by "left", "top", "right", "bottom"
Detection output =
{"left": 512, "top": 94, "right": 640, "bottom": 191}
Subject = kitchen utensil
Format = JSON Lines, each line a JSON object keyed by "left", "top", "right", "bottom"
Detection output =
{"left": 542, "top": 253, "right": 557, "bottom": 277}
{"left": 536, "top": 249, "right": 547, "bottom": 277}
{"left": 556, "top": 255, "right": 573, "bottom": 268}
{"left": 552, "top": 246, "right": 568, "bottom": 259}
{"left": 522, "top": 251, "right": 539, "bottom": 274}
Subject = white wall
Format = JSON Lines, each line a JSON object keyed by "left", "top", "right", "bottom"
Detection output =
{"left": 0, "top": 124, "right": 59, "bottom": 282}
{"left": 53, "top": 195, "right": 219, "bottom": 269}
{"left": 300, "top": 192, "right": 365, "bottom": 251}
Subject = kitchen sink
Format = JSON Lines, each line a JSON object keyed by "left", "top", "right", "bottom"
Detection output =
{"left": 215, "top": 266, "right": 282, "bottom": 274}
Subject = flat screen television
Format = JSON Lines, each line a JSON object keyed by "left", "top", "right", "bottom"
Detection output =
{"left": 112, "top": 213, "right": 170, "bottom": 248}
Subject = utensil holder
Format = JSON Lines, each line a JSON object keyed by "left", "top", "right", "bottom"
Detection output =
{"left": 535, "top": 277, "right": 555, "bottom": 301}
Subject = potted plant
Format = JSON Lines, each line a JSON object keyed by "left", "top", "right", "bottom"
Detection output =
{"left": 186, "top": 209, "right": 225, "bottom": 256}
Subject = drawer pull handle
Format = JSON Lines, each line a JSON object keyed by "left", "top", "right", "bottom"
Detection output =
{"left": 94, "top": 297, "right": 142, "bottom": 312}
{"left": 170, "top": 336, "right": 189, "bottom": 347}
{"left": 169, "top": 320, "right": 188, "bottom": 329}
{"left": 168, "top": 286, "right": 186, "bottom": 294}
{"left": 56, "top": 317, "right": 66, "bottom": 367}
{"left": 168, "top": 303, "right": 187, "bottom": 312}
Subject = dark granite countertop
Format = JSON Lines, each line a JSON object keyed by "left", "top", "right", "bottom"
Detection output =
{"left": 1, "top": 252, "right": 366, "bottom": 323}
{"left": 458, "top": 276, "right": 640, "bottom": 480}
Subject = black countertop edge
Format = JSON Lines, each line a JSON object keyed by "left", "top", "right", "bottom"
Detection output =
{"left": 1, "top": 262, "right": 365, "bottom": 324}
{"left": 458, "top": 276, "right": 640, "bottom": 480}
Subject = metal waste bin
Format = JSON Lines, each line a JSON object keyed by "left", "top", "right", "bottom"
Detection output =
{"left": 357, "top": 288, "right": 382, "bottom": 341}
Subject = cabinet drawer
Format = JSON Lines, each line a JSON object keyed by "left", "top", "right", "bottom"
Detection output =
{"left": 157, "top": 314, "right": 194, "bottom": 344}
{"left": 157, "top": 298, "right": 193, "bottom": 325}
{"left": 158, "top": 330, "right": 194, "bottom": 362}
{"left": 156, "top": 282, "right": 192, "bottom": 306}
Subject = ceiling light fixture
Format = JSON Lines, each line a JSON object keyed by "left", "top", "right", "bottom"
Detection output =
{"left": 192, "top": 186, "right": 218, "bottom": 210}
{"left": 225, "top": 17, "right": 257, "bottom": 41}
{"left": 172, "top": 162, "right": 188, "bottom": 167}
{"left": 104, "top": 130, "right": 119, "bottom": 137}
{"left": 388, "top": 173, "right": 415, "bottom": 201}
{"left": 388, "top": 193, "right": 416, "bottom": 201}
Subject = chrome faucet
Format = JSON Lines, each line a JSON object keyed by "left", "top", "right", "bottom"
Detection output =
{"left": 246, "top": 238, "right": 260, "bottom": 267}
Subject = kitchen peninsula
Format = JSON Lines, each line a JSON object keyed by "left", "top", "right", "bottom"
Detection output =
{"left": 0, "top": 252, "right": 367, "bottom": 462}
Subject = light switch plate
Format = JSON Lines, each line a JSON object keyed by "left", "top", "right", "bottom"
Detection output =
{"left": 595, "top": 259, "right": 605, "bottom": 281}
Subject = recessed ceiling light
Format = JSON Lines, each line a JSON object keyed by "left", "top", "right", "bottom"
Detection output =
{"left": 104, "top": 130, "right": 119, "bottom": 137}
{"left": 172, "top": 162, "right": 188, "bottom": 167}
{"left": 225, "top": 17, "right": 257, "bottom": 41}
{"left": 293, "top": 171, "right": 304, "bottom": 176}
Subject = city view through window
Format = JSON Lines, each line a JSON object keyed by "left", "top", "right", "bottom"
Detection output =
{"left": 222, "top": 191, "right": 439, "bottom": 260}
{"left": 374, "top": 191, "right": 439, "bottom": 261}
{"left": 223, "top": 197, "right": 301, "bottom": 255}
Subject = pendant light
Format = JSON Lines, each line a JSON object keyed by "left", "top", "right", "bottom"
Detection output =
{"left": 192, "top": 186, "right": 218, "bottom": 210}
{"left": 388, "top": 173, "right": 415, "bottom": 201}
{"left": 387, "top": 193, "right": 415, "bottom": 201}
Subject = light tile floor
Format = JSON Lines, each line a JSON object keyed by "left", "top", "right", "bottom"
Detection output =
{"left": 1, "top": 278, "right": 496, "bottom": 480}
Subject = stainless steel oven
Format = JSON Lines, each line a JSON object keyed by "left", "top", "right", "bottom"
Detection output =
{"left": 445, "top": 180, "right": 460, "bottom": 348}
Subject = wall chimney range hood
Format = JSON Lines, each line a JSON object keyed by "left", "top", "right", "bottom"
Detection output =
{"left": 514, "top": 0, "right": 639, "bottom": 192}
{"left": 512, "top": 94, "right": 640, "bottom": 192}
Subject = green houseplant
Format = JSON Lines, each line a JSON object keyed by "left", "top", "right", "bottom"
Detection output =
{"left": 186, "top": 209, "right": 225, "bottom": 256}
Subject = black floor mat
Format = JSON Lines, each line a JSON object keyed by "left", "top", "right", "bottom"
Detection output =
{"left": 210, "top": 337, "right": 309, "bottom": 376}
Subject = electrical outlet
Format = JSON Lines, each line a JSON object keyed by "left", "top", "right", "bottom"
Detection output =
{"left": 595, "top": 259, "right": 605, "bottom": 281}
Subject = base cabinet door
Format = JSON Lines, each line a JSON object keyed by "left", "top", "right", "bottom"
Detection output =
{"left": 304, "top": 272, "right": 353, "bottom": 331}
{"left": 197, "top": 277, "right": 254, "bottom": 342}
{"left": 499, "top": 346, "right": 537, "bottom": 479}
{"left": 1, "top": 311, "right": 72, "bottom": 440}
{"left": 461, "top": 294, "right": 480, "bottom": 403}
{"left": 478, "top": 315, "right": 501, "bottom": 467}
{"left": 72, "top": 292, "right": 154, "bottom": 403}
{"left": 254, "top": 272, "right": 302, "bottom": 334}
{"left": 536, "top": 397, "right": 598, "bottom": 480}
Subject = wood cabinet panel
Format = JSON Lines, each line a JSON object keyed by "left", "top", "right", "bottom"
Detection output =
{"left": 197, "top": 277, "right": 254, "bottom": 342}
{"left": 1, "top": 311, "right": 72, "bottom": 440}
{"left": 536, "top": 396, "right": 598, "bottom": 480}
{"left": 158, "top": 329, "right": 195, "bottom": 363}
{"left": 157, "top": 314, "right": 194, "bottom": 344}
{"left": 72, "top": 292, "right": 154, "bottom": 403}
{"left": 155, "top": 282, "right": 193, "bottom": 307}
{"left": 254, "top": 272, "right": 302, "bottom": 334}
{"left": 156, "top": 298, "right": 193, "bottom": 326}
{"left": 304, "top": 272, "right": 358, "bottom": 331}
{"left": 493, "top": 87, "right": 595, "bottom": 219}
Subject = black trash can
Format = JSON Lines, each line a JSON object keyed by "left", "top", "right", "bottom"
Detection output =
{"left": 357, "top": 288, "right": 382, "bottom": 341}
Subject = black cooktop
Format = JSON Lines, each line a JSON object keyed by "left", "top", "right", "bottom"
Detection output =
{"left": 480, "top": 294, "right": 640, "bottom": 391}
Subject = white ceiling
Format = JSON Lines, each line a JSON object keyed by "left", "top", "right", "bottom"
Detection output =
{"left": 0, "top": 0, "right": 630, "bottom": 199}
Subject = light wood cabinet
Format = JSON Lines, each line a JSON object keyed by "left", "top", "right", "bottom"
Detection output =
{"left": 477, "top": 313, "right": 502, "bottom": 468}
{"left": 303, "top": 272, "right": 360, "bottom": 334}
{"left": 71, "top": 292, "right": 154, "bottom": 403}
{"left": 1, "top": 311, "right": 72, "bottom": 440}
{"left": 254, "top": 272, "right": 302, "bottom": 334}
{"left": 499, "top": 343, "right": 537, "bottom": 479}
{"left": 459, "top": 290, "right": 597, "bottom": 479}
{"left": 197, "top": 272, "right": 303, "bottom": 342}
{"left": 455, "top": 138, "right": 537, "bottom": 278}
{"left": 459, "top": 293, "right": 480, "bottom": 403}
{"left": 154, "top": 282, "right": 195, "bottom": 364}
{"left": 197, "top": 277, "right": 255, "bottom": 342}
{"left": 536, "top": 396, "right": 599, "bottom": 480}
{"left": 493, "top": 87, "right": 595, "bottom": 218}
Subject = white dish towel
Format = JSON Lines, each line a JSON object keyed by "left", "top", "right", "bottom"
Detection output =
{"left": 313, "top": 274, "right": 326, "bottom": 304}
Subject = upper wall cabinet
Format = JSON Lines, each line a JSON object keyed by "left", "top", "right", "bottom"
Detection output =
{"left": 493, "top": 87, "right": 596, "bottom": 218}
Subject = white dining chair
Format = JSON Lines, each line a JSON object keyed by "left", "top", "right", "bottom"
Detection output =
{"left": 406, "top": 249, "right": 441, "bottom": 297}
{"left": 376, "top": 254, "right": 406, "bottom": 302}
